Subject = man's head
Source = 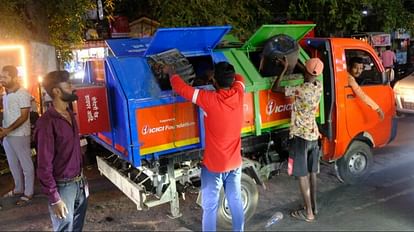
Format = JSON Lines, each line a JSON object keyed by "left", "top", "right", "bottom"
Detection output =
{"left": 0, "top": 65, "right": 19, "bottom": 89}
{"left": 304, "top": 58, "right": 324, "bottom": 81}
{"left": 213, "top": 62, "right": 235, "bottom": 89}
{"left": 386, "top": 46, "right": 391, "bottom": 50}
{"left": 43, "top": 70, "right": 78, "bottom": 102}
{"left": 348, "top": 56, "right": 364, "bottom": 78}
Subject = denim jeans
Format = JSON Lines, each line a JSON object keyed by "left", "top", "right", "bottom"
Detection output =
{"left": 201, "top": 166, "right": 244, "bottom": 231}
{"left": 49, "top": 178, "right": 88, "bottom": 232}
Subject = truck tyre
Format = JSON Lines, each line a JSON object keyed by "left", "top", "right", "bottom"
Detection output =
{"left": 337, "top": 141, "right": 373, "bottom": 184}
{"left": 217, "top": 173, "right": 259, "bottom": 230}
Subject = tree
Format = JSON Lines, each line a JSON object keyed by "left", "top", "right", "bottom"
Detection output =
{"left": 0, "top": 0, "right": 95, "bottom": 63}
{"left": 119, "top": 0, "right": 272, "bottom": 41}
{"left": 286, "top": 0, "right": 414, "bottom": 36}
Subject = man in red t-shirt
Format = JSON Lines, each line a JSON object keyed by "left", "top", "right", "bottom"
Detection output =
{"left": 164, "top": 62, "right": 245, "bottom": 231}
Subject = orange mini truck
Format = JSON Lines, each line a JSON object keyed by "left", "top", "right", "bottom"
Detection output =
{"left": 81, "top": 24, "right": 397, "bottom": 229}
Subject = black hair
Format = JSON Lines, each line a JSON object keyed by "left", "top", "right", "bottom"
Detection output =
{"left": 386, "top": 46, "right": 391, "bottom": 50}
{"left": 2, "top": 65, "right": 18, "bottom": 78}
{"left": 43, "top": 70, "right": 70, "bottom": 98}
{"left": 348, "top": 56, "right": 364, "bottom": 68}
{"left": 214, "top": 61, "right": 235, "bottom": 88}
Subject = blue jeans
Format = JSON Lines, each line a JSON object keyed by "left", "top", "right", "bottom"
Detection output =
{"left": 201, "top": 166, "right": 244, "bottom": 231}
{"left": 49, "top": 178, "right": 88, "bottom": 232}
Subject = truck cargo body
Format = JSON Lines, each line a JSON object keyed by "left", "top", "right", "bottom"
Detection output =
{"left": 82, "top": 24, "right": 396, "bottom": 228}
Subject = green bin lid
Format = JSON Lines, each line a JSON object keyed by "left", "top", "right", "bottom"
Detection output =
{"left": 241, "top": 24, "right": 316, "bottom": 50}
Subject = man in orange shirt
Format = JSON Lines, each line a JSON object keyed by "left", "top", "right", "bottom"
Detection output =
{"left": 164, "top": 62, "right": 245, "bottom": 231}
{"left": 348, "top": 57, "right": 384, "bottom": 120}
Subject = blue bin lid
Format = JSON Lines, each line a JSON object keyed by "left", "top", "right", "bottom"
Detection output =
{"left": 144, "top": 26, "right": 231, "bottom": 56}
{"left": 106, "top": 37, "right": 152, "bottom": 57}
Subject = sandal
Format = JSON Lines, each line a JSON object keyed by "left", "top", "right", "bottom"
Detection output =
{"left": 3, "top": 190, "right": 23, "bottom": 198}
{"left": 290, "top": 209, "right": 315, "bottom": 222}
{"left": 16, "top": 195, "right": 32, "bottom": 206}
{"left": 300, "top": 205, "right": 318, "bottom": 215}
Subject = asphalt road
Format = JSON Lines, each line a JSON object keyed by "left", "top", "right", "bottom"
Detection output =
{"left": 0, "top": 115, "right": 413, "bottom": 231}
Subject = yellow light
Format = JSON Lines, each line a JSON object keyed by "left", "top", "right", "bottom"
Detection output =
{"left": 38, "top": 75, "right": 43, "bottom": 83}
{"left": 0, "top": 45, "right": 28, "bottom": 89}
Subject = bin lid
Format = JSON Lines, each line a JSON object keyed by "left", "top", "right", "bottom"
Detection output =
{"left": 144, "top": 26, "right": 231, "bottom": 56}
{"left": 241, "top": 24, "right": 315, "bottom": 50}
{"left": 106, "top": 38, "right": 152, "bottom": 57}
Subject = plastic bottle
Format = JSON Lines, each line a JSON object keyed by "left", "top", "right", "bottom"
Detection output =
{"left": 265, "top": 211, "right": 283, "bottom": 228}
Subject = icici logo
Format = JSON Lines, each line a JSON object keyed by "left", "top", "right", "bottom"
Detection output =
{"left": 142, "top": 125, "right": 149, "bottom": 135}
{"left": 141, "top": 124, "right": 168, "bottom": 135}
{"left": 266, "top": 99, "right": 276, "bottom": 115}
{"left": 266, "top": 99, "right": 293, "bottom": 115}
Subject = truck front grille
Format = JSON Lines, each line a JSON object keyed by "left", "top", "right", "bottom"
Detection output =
{"left": 401, "top": 98, "right": 414, "bottom": 110}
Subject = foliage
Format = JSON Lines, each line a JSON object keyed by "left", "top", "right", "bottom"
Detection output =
{"left": 0, "top": 0, "right": 31, "bottom": 40}
{"left": 148, "top": 0, "right": 272, "bottom": 41}
{"left": 286, "top": 0, "right": 414, "bottom": 36}
{"left": 42, "top": 0, "right": 95, "bottom": 62}
{"left": 1, "top": 0, "right": 414, "bottom": 64}
{"left": 0, "top": 0, "right": 94, "bottom": 63}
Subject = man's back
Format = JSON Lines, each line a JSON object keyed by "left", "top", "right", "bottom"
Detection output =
{"left": 170, "top": 74, "right": 245, "bottom": 172}
{"left": 381, "top": 50, "right": 396, "bottom": 68}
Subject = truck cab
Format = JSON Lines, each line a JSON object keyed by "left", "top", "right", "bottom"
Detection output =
{"left": 304, "top": 37, "right": 397, "bottom": 183}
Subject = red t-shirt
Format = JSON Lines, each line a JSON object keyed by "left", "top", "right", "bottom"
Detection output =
{"left": 170, "top": 74, "right": 245, "bottom": 172}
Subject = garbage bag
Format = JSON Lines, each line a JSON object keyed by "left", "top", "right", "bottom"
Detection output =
{"left": 260, "top": 34, "right": 299, "bottom": 77}
{"left": 148, "top": 49, "right": 196, "bottom": 90}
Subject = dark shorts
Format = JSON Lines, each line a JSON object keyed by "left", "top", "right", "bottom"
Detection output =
{"left": 288, "top": 136, "right": 320, "bottom": 177}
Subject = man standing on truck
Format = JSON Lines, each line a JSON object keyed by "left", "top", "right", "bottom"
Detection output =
{"left": 164, "top": 62, "right": 245, "bottom": 231}
{"left": 347, "top": 56, "right": 384, "bottom": 120}
{"left": 272, "top": 57, "right": 324, "bottom": 222}
{"left": 35, "top": 71, "right": 88, "bottom": 232}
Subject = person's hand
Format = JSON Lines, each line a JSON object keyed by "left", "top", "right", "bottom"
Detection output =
{"left": 51, "top": 200, "right": 68, "bottom": 220}
{"left": 0, "top": 127, "right": 9, "bottom": 139}
{"left": 162, "top": 64, "right": 176, "bottom": 77}
{"left": 277, "top": 56, "right": 289, "bottom": 70}
{"left": 205, "top": 70, "right": 214, "bottom": 82}
{"left": 376, "top": 108, "right": 384, "bottom": 121}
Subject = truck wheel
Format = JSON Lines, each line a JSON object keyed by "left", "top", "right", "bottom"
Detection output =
{"left": 337, "top": 141, "right": 373, "bottom": 184}
{"left": 217, "top": 173, "right": 259, "bottom": 230}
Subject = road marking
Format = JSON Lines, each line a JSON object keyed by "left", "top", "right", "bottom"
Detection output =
{"left": 353, "top": 186, "right": 414, "bottom": 211}
{"left": 381, "top": 174, "right": 414, "bottom": 187}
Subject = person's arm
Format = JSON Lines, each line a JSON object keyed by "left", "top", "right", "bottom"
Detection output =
{"left": 165, "top": 65, "right": 212, "bottom": 110}
{"left": 271, "top": 56, "right": 289, "bottom": 93}
{"left": 393, "top": 52, "right": 397, "bottom": 65}
{"left": 35, "top": 121, "right": 70, "bottom": 219}
{"left": 348, "top": 75, "right": 384, "bottom": 120}
{"left": 35, "top": 122, "right": 61, "bottom": 204}
{"left": 232, "top": 74, "right": 245, "bottom": 92}
{"left": 0, "top": 91, "right": 31, "bottom": 138}
{"left": 0, "top": 108, "right": 30, "bottom": 137}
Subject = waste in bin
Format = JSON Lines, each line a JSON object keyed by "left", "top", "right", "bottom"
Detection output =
{"left": 259, "top": 34, "right": 299, "bottom": 77}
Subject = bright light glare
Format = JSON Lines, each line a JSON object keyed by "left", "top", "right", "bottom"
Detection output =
{"left": 74, "top": 70, "right": 85, "bottom": 80}
{"left": 0, "top": 45, "right": 28, "bottom": 89}
{"left": 362, "top": 10, "right": 368, "bottom": 16}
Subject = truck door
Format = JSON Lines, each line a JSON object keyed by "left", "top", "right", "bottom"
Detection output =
{"left": 344, "top": 49, "right": 394, "bottom": 147}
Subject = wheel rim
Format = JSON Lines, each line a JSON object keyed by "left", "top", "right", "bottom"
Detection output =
{"left": 221, "top": 185, "right": 250, "bottom": 221}
{"left": 348, "top": 151, "right": 367, "bottom": 174}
